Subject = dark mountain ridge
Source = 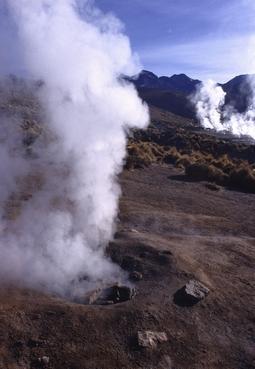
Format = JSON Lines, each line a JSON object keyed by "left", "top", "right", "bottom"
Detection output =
{"left": 129, "top": 70, "right": 254, "bottom": 96}
{"left": 221, "top": 74, "right": 254, "bottom": 112}
{"left": 127, "top": 70, "right": 255, "bottom": 119}
{"left": 127, "top": 70, "right": 201, "bottom": 95}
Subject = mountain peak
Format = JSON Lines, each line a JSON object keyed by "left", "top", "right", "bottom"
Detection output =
{"left": 170, "top": 73, "right": 198, "bottom": 82}
{"left": 130, "top": 70, "right": 201, "bottom": 94}
{"left": 140, "top": 70, "right": 158, "bottom": 78}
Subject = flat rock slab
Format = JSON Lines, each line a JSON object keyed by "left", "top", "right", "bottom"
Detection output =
{"left": 137, "top": 331, "right": 168, "bottom": 349}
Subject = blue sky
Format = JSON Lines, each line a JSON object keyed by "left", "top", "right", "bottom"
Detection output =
{"left": 96, "top": 0, "right": 255, "bottom": 82}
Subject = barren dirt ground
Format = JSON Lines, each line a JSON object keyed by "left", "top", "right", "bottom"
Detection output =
{"left": 0, "top": 164, "right": 255, "bottom": 369}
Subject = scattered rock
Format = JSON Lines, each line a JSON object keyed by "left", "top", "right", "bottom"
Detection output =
{"left": 174, "top": 279, "right": 210, "bottom": 307}
{"left": 130, "top": 228, "right": 139, "bottom": 233}
{"left": 137, "top": 331, "right": 168, "bottom": 349}
{"left": 129, "top": 271, "right": 143, "bottom": 282}
{"left": 82, "top": 284, "right": 136, "bottom": 305}
{"left": 38, "top": 356, "right": 50, "bottom": 366}
{"left": 205, "top": 182, "right": 221, "bottom": 191}
{"left": 159, "top": 355, "right": 173, "bottom": 369}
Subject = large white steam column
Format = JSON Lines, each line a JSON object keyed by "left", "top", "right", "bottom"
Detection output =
{"left": 0, "top": 0, "right": 148, "bottom": 294}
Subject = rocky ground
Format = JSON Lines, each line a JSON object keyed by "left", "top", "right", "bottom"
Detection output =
{"left": 0, "top": 163, "right": 255, "bottom": 369}
{"left": 0, "top": 81, "right": 254, "bottom": 369}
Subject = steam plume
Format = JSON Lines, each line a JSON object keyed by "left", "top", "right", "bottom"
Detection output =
{"left": 193, "top": 80, "right": 226, "bottom": 131}
{"left": 193, "top": 77, "right": 255, "bottom": 139}
{"left": 0, "top": 0, "right": 148, "bottom": 295}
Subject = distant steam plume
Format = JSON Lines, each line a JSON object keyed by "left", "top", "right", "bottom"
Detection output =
{"left": 193, "top": 77, "right": 255, "bottom": 139}
{"left": 193, "top": 79, "right": 226, "bottom": 131}
{"left": 0, "top": 0, "right": 148, "bottom": 295}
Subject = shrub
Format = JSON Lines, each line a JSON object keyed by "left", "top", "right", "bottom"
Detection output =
{"left": 163, "top": 147, "right": 181, "bottom": 164}
{"left": 210, "top": 154, "right": 235, "bottom": 174}
{"left": 228, "top": 166, "right": 255, "bottom": 193}
{"left": 176, "top": 155, "right": 193, "bottom": 169}
{"left": 126, "top": 142, "right": 164, "bottom": 169}
{"left": 185, "top": 162, "right": 228, "bottom": 185}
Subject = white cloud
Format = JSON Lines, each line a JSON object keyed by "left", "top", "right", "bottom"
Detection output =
{"left": 140, "top": 34, "right": 255, "bottom": 82}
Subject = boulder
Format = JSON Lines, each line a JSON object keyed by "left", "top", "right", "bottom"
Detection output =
{"left": 185, "top": 279, "right": 210, "bottom": 302}
{"left": 174, "top": 279, "right": 210, "bottom": 306}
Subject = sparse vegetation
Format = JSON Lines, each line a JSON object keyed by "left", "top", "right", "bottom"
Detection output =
{"left": 127, "top": 108, "right": 255, "bottom": 194}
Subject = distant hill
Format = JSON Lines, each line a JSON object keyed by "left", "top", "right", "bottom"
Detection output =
{"left": 137, "top": 88, "right": 195, "bottom": 119}
{"left": 127, "top": 70, "right": 255, "bottom": 119}
{"left": 127, "top": 70, "right": 201, "bottom": 95}
{"left": 221, "top": 75, "right": 254, "bottom": 113}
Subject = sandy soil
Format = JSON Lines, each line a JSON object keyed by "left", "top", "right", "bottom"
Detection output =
{"left": 0, "top": 164, "right": 254, "bottom": 369}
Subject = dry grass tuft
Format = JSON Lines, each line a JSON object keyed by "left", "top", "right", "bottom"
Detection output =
{"left": 185, "top": 162, "right": 228, "bottom": 185}
{"left": 126, "top": 141, "right": 165, "bottom": 169}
